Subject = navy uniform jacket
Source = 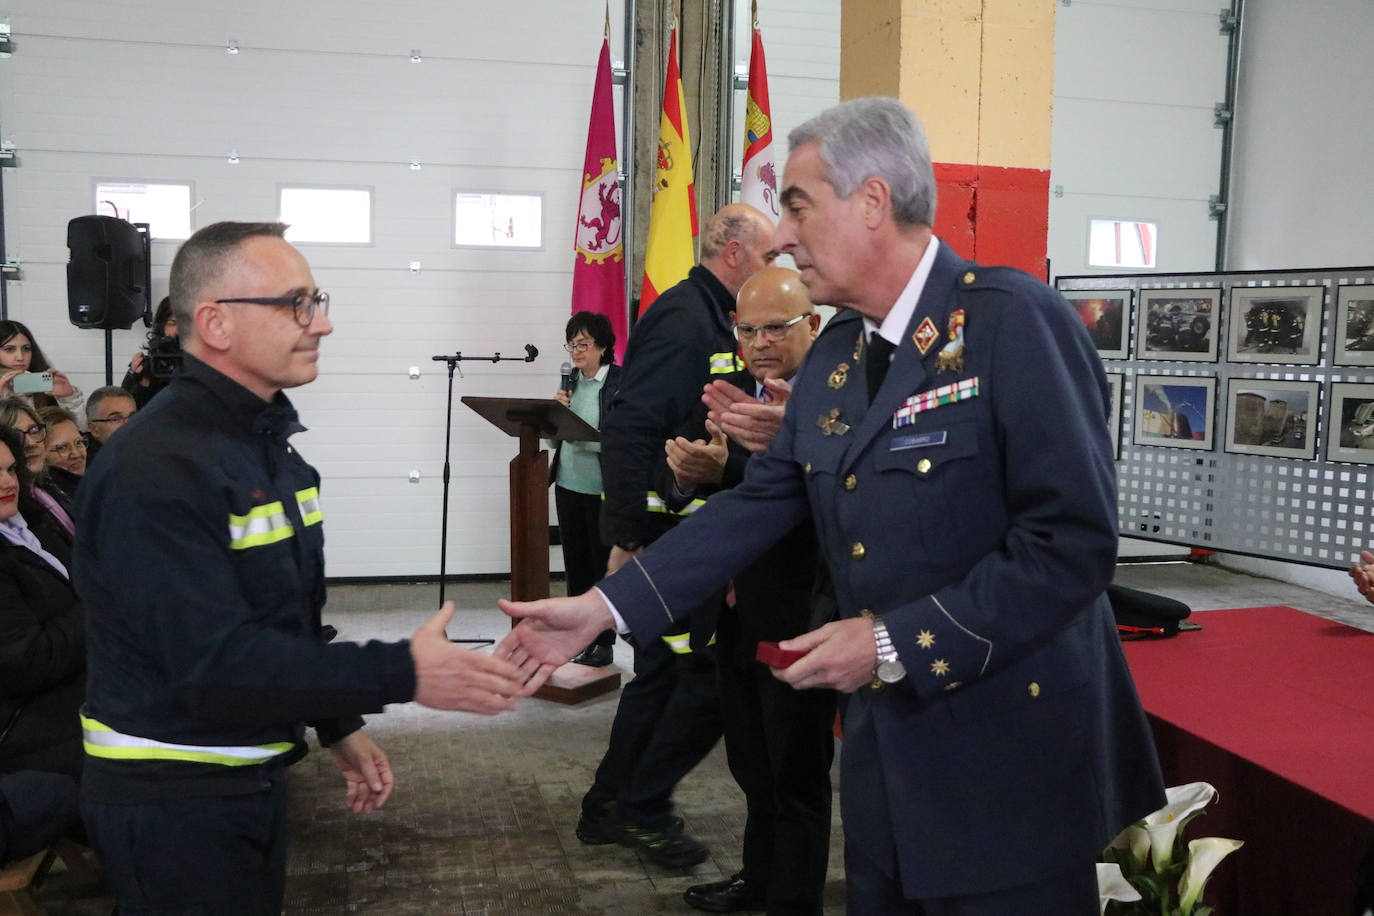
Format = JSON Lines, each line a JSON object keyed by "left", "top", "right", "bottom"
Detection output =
{"left": 599, "top": 241, "right": 1164, "bottom": 898}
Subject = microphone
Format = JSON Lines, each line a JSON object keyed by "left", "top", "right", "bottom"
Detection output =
{"left": 524, "top": 343, "right": 539, "bottom": 362}
{"left": 560, "top": 361, "right": 576, "bottom": 392}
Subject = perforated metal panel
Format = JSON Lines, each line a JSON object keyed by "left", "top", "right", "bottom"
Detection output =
{"left": 1059, "top": 267, "right": 1374, "bottom": 570}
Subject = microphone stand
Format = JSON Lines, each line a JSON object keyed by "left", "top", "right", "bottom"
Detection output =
{"left": 430, "top": 344, "right": 538, "bottom": 644}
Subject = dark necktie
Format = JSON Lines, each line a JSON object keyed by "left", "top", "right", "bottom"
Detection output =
{"left": 866, "top": 333, "right": 895, "bottom": 402}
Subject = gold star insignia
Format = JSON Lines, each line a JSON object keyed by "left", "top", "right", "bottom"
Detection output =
{"left": 916, "top": 630, "right": 935, "bottom": 649}
{"left": 930, "top": 659, "right": 950, "bottom": 676}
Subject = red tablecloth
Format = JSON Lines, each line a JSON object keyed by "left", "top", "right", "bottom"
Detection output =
{"left": 1123, "top": 606, "right": 1374, "bottom": 914}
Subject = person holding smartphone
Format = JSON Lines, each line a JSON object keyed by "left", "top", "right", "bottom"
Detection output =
{"left": 0, "top": 321, "right": 86, "bottom": 428}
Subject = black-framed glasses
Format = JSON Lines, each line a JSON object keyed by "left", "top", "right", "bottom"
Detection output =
{"left": 563, "top": 341, "right": 594, "bottom": 353}
{"left": 90, "top": 411, "right": 135, "bottom": 426}
{"left": 734, "top": 312, "right": 812, "bottom": 343}
{"left": 214, "top": 289, "right": 330, "bottom": 327}
{"left": 17, "top": 424, "right": 46, "bottom": 443}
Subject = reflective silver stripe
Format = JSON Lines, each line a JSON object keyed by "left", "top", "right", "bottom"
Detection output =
{"left": 228, "top": 501, "right": 294, "bottom": 550}
{"left": 81, "top": 715, "right": 292, "bottom": 767}
{"left": 295, "top": 487, "right": 323, "bottom": 526}
{"left": 662, "top": 633, "right": 692, "bottom": 654}
{"left": 709, "top": 351, "right": 744, "bottom": 374}
{"left": 645, "top": 491, "right": 706, "bottom": 516}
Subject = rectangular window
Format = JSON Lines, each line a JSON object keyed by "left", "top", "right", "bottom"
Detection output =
{"left": 453, "top": 191, "right": 543, "bottom": 249}
{"left": 1088, "top": 218, "right": 1158, "bottom": 269}
{"left": 279, "top": 186, "right": 372, "bottom": 244}
{"left": 94, "top": 181, "right": 192, "bottom": 240}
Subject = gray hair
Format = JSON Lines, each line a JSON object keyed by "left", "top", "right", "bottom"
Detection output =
{"left": 788, "top": 97, "right": 937, "bottom": 228}
{"left": 86, "top": 385, "right": 133, "bottom": 420}
{"left": 168, "top": 221, "right": 288, "bottom": 339}
{"left": 699, "top": 206, "right": 767, "bottom": 261}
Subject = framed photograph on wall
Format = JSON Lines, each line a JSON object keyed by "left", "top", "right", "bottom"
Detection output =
{"left": 1132, "top": 374, "right": 1216, "bottom": 450}
{"left": 1225, "top": 287, "right": 1323, "bottom": 365}
{"left": 1106, "top": 372, "right": 1124, "bottom": 459}
{"left": 1332, "top": 285, "right": 1374, "bottom": 366}
{"left": 1326, "top": 382, "right": 1374, "bottom": 465}
{"left": 1223, "top": 379, "right": 1319, "bottom": 460}
{"left": 1136, "top": 290, "right": 1221, "bottom": 361}
{"left": 1063, "top": 289, "right": 1131, "bottom": 359}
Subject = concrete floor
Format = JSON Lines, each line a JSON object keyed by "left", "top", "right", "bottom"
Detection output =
{"left": 29, "top": 560, "right": 1374, "bottom": 915}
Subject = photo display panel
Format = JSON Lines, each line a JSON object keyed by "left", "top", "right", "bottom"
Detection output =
{"left": 1056, "top": 266, "right": 1374, "bottom": 570}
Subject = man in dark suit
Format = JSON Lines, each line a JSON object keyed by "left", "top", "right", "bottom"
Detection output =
{"left": 663, "top": 267, "right": 834, "bottom": 914}
{"left": 499, "top": 97, "right": 1164, "bottom": 914}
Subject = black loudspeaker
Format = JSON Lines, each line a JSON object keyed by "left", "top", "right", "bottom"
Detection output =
{"left": 66, "top": 215, "right": 147, "bottom": 329}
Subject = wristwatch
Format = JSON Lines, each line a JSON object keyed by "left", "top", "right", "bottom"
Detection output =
{"left": 862, "top": 610, "right": 906, "bottom": 689}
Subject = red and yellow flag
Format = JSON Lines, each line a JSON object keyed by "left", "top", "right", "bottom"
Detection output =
{"left": 740, "top": 8, "right": 779, "bottom": 222}
{"left": 572, "top": 18, "right": 627, "bottom": 362}
{"left": 638, "top": 26, "right": 697, "bottom": 315}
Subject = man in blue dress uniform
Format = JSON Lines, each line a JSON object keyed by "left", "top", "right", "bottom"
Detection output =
{"left": 499, "top": 97, "right": 1164, "bottom": 914}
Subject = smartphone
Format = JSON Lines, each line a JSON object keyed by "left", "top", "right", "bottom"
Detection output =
{"left": 12, "top": 371, "right": 54, "bottom": 394}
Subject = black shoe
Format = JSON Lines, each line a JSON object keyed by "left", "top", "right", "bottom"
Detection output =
{"left": 575, "top": 802, "right": 622, "bottom": 845}
{"left": 319, "top": 624, "right": 338, "bottom": 643}
{"left": 621, "top": 820, "right": 709, "bottom": 869}
{"left": 572, "top": 644, "right": 614, "bottom": 667}
{"left": 684, "top": 874, "right": 767, "bottom": 913}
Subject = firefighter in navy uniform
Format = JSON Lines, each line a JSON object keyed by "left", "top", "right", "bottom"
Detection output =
{"left": 576, "top": 203, "right": 775, "bottom": 868}
{"left": 74, "top": 222, "right": 527, "bottom": 916}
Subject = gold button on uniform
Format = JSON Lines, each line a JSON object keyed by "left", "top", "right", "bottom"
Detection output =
{"left": 851, "top": 542, "right": 866, "bottom": 560}
{"left": 917, "top": 458, "right": 932, "bottom": 474}
{"left": 804, "top": 462, "right": 812, "bottom": 474}
{"left": 844, "top": 474, "right": 857, "bottom": 491}
{"left": 963, "top": 271, "right": 976, "bottom": 285}
{"left": 1028, "top": 682, "right": 1041, "bottom": 697}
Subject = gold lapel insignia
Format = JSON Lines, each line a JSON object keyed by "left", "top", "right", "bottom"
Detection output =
{"left": 934, "top": 308, "right": 966, "bottom": 374}
{"left": 828, "top": 362, "right": 850, "bottom": 389}
{"left": 912, "top": 316, "right": 939, "bottom": 355}
{"left": 852, "top": 330, "right": 864, "bottom": 362}
{"left": 817, "top": 409, "right": 851, "bottom": 437}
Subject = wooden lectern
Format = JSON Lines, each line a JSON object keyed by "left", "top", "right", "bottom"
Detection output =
{"left": 461, "top": 396, "right": 621, "bottom": 704}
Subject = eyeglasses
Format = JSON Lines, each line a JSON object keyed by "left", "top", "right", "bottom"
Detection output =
{"left": 48, "top": 439, "right": 87, "bottom": 458}
{"left": 214, "top": 289, "right": 330, "bottom": 327}
{"left": 563, "top": 341, "right": 594, "bottom": 353}
{"left": 90, "top": 412, "right": 135, "bottom": 426}
{"left": 16, "top": 424, "right": 46, "bottom": 443}
{"left": 734, "top": 313, "right": 813, "bottom": 343}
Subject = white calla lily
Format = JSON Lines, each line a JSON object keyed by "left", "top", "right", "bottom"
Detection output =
{"left": 1143, "top": 781, "right": 1217, "bottom": 871}
{"left": 1178, "top": 836, "right": 1243, "bottom": 915}
{"left": 1108, "top": 823, "right": 1152, "bottom": 870}
{"left": 1096, "top": 862, "right": 1142, "bottom": 915}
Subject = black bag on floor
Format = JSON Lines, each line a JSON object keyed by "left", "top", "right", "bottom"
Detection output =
{"left": 1107, "top": 583, "right": 1191, "bottom": 639}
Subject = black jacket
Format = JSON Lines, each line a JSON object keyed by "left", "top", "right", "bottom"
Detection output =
{"left": 549, "top": 363, "right": 622, "bottom": 484}
{"left": 600, "top": 265, "right": 742, "bottom": 548}
{"left": 0, "top": 538, "right": 84, "bottom": 778}
{"left": 75, "top": 355, "right": 416, "bottom": 798}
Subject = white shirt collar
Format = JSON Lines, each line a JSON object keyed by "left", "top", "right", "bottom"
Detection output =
{"left": 585, "top": 364, "right": 609, "bottom": 383}
{"left": 862, "top": 236, "right": 940, "bottom": 346}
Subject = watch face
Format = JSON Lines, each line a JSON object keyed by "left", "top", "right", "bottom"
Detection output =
{"left": 877, "top": 659, "right": 906, "bottom": 684}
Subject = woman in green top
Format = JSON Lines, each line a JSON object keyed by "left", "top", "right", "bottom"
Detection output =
{"left": 551, "top": 311, "right": 621, "bottom": 666}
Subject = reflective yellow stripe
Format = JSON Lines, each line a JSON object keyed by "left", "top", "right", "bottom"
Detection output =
{"left": 645, "top": 491, "right": 706, "bottom": 516}
{"left": 81, "top": 715, "right": 292, "bottom": 767}
{"left": 709, "top": 351, "right": 744, "bottom": 375}
{"left": 295, "top": 487, "right": 323, "bottom": 526}
{"left": 228, "top": 501, "right": 294, "bottom": 550}
{"left": 660, "top": 632, "right": 716, "bottom": 655}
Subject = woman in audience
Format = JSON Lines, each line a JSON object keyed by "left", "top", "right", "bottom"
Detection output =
{"left": 122, "top": 296, "right": 179, "bottom": 408}
{"left": 0, "top": 400, "right": 74, "bottom": 566}
{"left": 0, "top": 424, "right": 84, "bottom": 782}
{"left": 37, "top": 406, "right": 87, "bottom": 498}
{"left": 0, "top": 320, "right": 86, "bottom": 427}
{"left": 550, "top": 311, "right": 621, "bottom": 667}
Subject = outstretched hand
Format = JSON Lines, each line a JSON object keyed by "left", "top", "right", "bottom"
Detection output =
{"left": 409, "top": 602, "right": 529, "bottom": 711}
{"left": 1349, "top": 550, "right": 1374, "bottom": 605}
{"left": 703, "top": 378, "right": 791, "bottom": 453}
{"left": 496, "top": 592, "right": 617, "bottom": 692}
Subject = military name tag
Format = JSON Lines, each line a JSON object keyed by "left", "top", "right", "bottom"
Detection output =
{"left": 893, "top": 377, "right": 980, "bottom": 429}
{"left": 890, "top": 431, "right": 947, "bottom": 451}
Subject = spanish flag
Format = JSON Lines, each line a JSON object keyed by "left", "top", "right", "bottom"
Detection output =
{"left": 638, "top": 26, "right": 697, "bottom": 315}
{"left": 740, "top": 5, "right": 779, "bottom": 222}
